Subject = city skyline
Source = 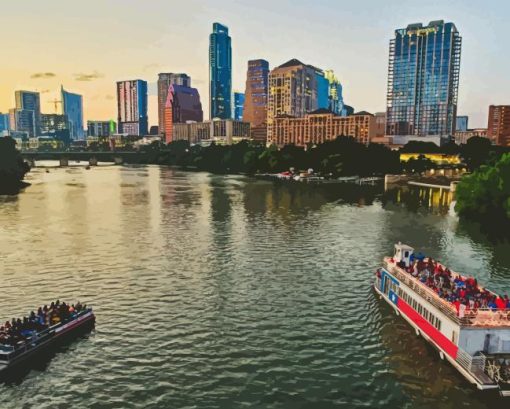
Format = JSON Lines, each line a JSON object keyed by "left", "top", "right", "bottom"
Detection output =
{"left": 1, "top": 0, "right": 509, "bottom": 128}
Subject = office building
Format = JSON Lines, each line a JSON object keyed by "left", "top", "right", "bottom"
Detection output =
{"left": 209, "top": 22, "right": 232, "bottom": 119}
{"left": 14, "top": 90, "right": 40, "bottom": 136}
{"left": 267, "top": 59, "right": 320, "bottom": 144}
{"left": 117, "top": 80, "right": 148, "bottom": 135}
{"left": 0, "top": 113, "right": 9, "bottom": 132}
{"left": 40, "top": 114, "right": 70, "bottom": 142}
{"left": 233, "top": 92, "right": 245, "bottom": 120}
{"left": 61, "top": 87, "right": 84, "bottom": 140}
{"left": 316, "top": 69, "right": 330, "bottom": 109}
{"left": 243, "top": 59, "right": 270, "bottom": 143}
{"left": 173, "top": 119, "right": 250, "bottom": 145}
{"left": 454, "top": 128, "right": 488, "bottom": 145}
{"left": 163, "top": 84, "right": 203, "bottom": 144}
{"left": 456, "top": 115, "right": 468, "bottom": 132}
{"left": 488, "top": 105, "right": 510, "bottom": 146}
{"left": 157, "top": 73, "right": 191, "bottom": 135}
{"left": 386, "top": 21, "right": 462, "bottom": 145}
{"left": 324, "top": 70, "right": 344, "bottom": 115}
{"left": 271, "top": 109, "right": 375, "bottom": 148}
{"left": 9, "top": 109, "right": 35, "bottom": 137}
{"left": 87, "top": 120, "right": 117, "bottom": 137}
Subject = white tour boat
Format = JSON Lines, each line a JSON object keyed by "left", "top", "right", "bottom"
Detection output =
{"left": 374, "top": 243, "right": 510, "bottom": 396}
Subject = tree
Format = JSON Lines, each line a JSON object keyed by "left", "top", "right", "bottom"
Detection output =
{"left": 402, "top": 154, "right": 434, "bottom": 174}
{"left": 455, "top": 153, "right": 510, "bottom": 222}
{"left": 0, "top": 137, "right": 30, "bottom": 194}
{"left": 460, "top": 136, "right": 492, "bottom": 171}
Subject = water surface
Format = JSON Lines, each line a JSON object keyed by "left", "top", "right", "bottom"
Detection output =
{"left": 0, "top": 165, "right": 509, "bottom": 408}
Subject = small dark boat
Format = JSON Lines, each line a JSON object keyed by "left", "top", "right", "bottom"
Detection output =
{"left": 0, "top": 305, "right": 95, "bottom": 379}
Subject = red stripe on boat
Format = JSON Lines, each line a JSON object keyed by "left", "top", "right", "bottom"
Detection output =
{"left": 397, "top": 298, "right": 459, "bottom": 359}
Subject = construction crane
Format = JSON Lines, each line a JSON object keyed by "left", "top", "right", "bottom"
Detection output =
{"left": 49, "top": 98, "right": 62, "bottom": 114}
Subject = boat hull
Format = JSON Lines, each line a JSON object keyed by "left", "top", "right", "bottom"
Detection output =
{"left": 0, "top": 311, "right": 95, "bottom": 381}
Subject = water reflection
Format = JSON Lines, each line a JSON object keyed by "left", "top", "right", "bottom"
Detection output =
{"left": 1, "top": 167, "right": 510, "bottom": 408}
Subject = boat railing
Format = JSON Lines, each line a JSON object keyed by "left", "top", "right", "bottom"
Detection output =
{"left": 383, "top": 258, "right": 510, "bottom": 327}
{"left": 0, "top": 308, "right": 93, "bottom": 360}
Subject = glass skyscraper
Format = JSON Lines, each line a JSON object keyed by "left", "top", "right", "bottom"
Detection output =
{"left": 209, "top": 22, "right": 232, "bottom": 119}
{"left": 14, "top": 90, "right": 41, "bottom": 136}
{"left": 233, "top": 92, "right": 245, "bottom": 120}
{"left": 61, "top": 87, "right": 84, "bottom": 140}
{"left": 316, "top": 70, "right": 330, "bottom": 110}
{"left": 386, "top": 20, "right": 462, "bottom": 144}
{"left": 116, "top": 80, "right": 148, "bottom": 136}
{"left": 324, "top": 70, "right": 344, "bottom": 115}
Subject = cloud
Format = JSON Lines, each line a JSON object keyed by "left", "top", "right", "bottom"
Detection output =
{"left": 105, "top": 94, "right": 114, "bottom": 100}
{"left": 31, "top": 72, "right": 56, "bottom": 79}
{"left": 40, "top": 89, "right": 50, "bottom": 94}
{"left": 73, "top": 71, "right": 104, "bottom": 81}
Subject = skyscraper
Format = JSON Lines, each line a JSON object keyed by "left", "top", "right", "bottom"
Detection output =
{"left": 267, "top": 59, "right": 319, "bottom": 144}
{"left": 386, "top": 20, "right": 462, "bottom": 145}
{"left": 61, "top": 87, "right": 84, "bottom": 140}
{"left": 14, "top": 90, "right": 41, "bottom": 136}
{"left": 243, "top": 59, "right": 269, "bottom": 143}
{"left": 157, "top": 73, "right": 191, "bottom": 135}
{"left": 87, "top": 120, "right": 117, "bottom": 137}
{"left": 487, "top": 105, "right": 510, "bottom": 146}
{"left": 209, "top": 22, "right": 232, "bottom": 119}
{"left": 315, "top": 69, "right": 330, "bottom": 110}
{"left": 163, "top": 83, "right": 203, "bottom": 144}
{"left": 233, "top": 92, "right": 245, "bottom": 120}
{"left": 324, "top": 70, "right": 344, "bottom": 115}
{"left": 117, "top": 80, "right": 148, "bottom": 135}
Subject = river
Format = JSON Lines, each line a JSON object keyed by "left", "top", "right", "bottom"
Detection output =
{"left": 0, "top": 164, "right": 509, "bottom": 409}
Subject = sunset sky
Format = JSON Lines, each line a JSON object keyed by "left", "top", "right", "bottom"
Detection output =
{"left": 1, "top": 0, "right": 508, "bottom": 128}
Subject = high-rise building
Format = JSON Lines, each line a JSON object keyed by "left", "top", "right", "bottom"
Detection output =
{"left": 61, "top": 87, "right": 84, "bottom": 140}
{"left": 267, "top": 59, "right": 319, "bottom": 144}
{"left": 0, "top": 113, "right": 9, "bottom": 132}
{"left": 40, "top": 113, "right": 70, "bottom": 143}
{"left": 87, "top": 120, "right": 117, "bottom": 137}
{"left": 386, "top": 21, "right": 462, "bottom": 145}
{"left": 324, "top": 70, "right": 344, "bottom": 115}
{"left": 233, "top": 92, "right": 245, "bottom": 120}
{"left": 271, "top": 109, "right": 375, "bottom": 148}
{"left": 456, "top": 115, "right": 468, "bottom": 132}
{"left": 163, "top": 84, "right": 203, "bottom": 144}
{"left": 209, "top": 22, "right": 232, "bottom": 119}
{"left": 487, "top": 105, "right": 510, "bottom": 146}
{"left": 9, "top": 108, "right": 35, "bottom": 137}
{"left": 316, "top": 69, "right": 330, "bottom": 109}
{"left": 14, "top": 90, "right": 41, "bottom": 136}
{"left": 243, "top": 59, "right": 270, "bottom": 143}
{"left": 157, "top": 73, "right": 191, "bottom": 135}
{"left": 117, "top": 80, "right": 148, "bottom": 135}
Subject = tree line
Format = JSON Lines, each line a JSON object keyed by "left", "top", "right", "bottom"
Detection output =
{"left": 0, "top": 137, "right": 31, "bottom": 194}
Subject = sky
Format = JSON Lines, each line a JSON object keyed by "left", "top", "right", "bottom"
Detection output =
{"left": 1, "top": 0, "right": 509, "bottom": 129}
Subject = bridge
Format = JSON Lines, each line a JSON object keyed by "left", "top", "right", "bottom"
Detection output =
{"left": 21, "top": 151, "right": 145, "bottom": 167}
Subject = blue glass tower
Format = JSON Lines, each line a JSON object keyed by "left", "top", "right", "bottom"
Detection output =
{"left": 61, "top": 87, "right": 84, "bottom": 140}
{"left": 209, "top": 22, "right": 232, "bottom": 119}
{"left": 233, "top": 92, "right": 245, "bottom": 120}
{"left": 315, "top": 71, "right": 330, "bottom": 110}
{"left": 386, "top": 21, "right": 462, "bottom": 142}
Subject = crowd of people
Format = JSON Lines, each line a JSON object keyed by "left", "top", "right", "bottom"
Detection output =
{"left": 0, "top": 300, "right": 86, "bottom": 348}
{"left": 392, "top": 257, "right": 510, "bottom": 316}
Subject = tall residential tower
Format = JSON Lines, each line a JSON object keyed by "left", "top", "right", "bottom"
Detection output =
{"left": 61, "top": 87, "right": 84, "bottom": 140}
{"left": 116, "top": 80, "right": 148, "bottom": 136}
{"left": 209, "top": 23, "right": 232, "bottom": 119}
{"left": 242, "top": 59, "right": 269, "bottom": 143}
{"left": 386, "top": 20, "right": 462, "bottom": 145}
{"left": 267, "top": 59, "right": 319, "bottom": 144}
